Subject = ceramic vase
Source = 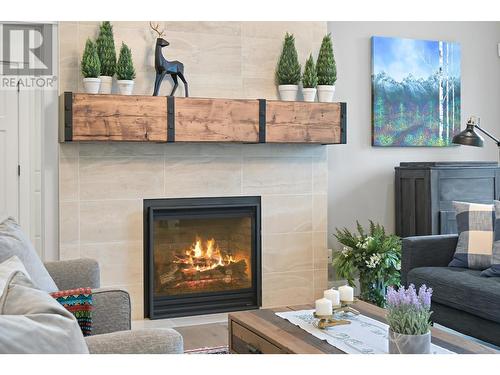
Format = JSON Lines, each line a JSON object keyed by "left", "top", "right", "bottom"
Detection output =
{"left": 117, "top": 80, "right": 134, "bottom": 95}
{"left": 388, "top": 329, "right": 431, "bottom": 354}
{"left": 317, "top": 85, "right": 335, "bottom": 102}
{"left": 99, "top": 75, "right": 113, "bottom": 94}
{"left": 302, "top": 87, "right": 317, "bottom": 102}
{"left": 278, "top": 84, "right": 299, "bottom": 101}
{"left": 82, "top": 77, "right": 101, "bottom": 94}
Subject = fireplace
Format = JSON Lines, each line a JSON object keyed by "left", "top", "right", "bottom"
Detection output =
{"left": 143, "top": 196, "right": 261, "bottom": 319}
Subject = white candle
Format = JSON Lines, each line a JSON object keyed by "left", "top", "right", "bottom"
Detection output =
{"left": 338, "top": 285, "right": 354, "bottom": 302}
{"left": 315, "top": 298, "right": 332, "bottom": 315}
{"left": 323, "top": 289, "right": 340, "bottom": 307}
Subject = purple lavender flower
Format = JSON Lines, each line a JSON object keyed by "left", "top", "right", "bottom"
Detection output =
{"left": 385, "top": 284, "right": 433, "bottom": 335}
{"left": 418, "top": 284, "right": 433, "bottom": 308}
{"left": 386, "top": 286, "right": 397, "bottom": 306}
{"left": 385, "top": 284, "right": 433, "bottom": 310}
{"left": 397, "top": 285, "right": 410, "bottom": 305}
{"left": 406, "top": 284, "right": 421, "bottom": 308}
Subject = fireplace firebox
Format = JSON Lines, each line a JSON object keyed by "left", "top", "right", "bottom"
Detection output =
{"left": 144, "top": 196, "right": 261, "bottom": 319}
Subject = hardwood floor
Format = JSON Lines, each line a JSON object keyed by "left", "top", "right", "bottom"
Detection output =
{"left": 174, "top": 322, "right": 228, "bottom": 351}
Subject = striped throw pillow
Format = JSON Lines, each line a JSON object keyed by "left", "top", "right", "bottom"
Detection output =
{"left": 50, "top": 288, "right": 93, "bottom": 336}
{"left": 481, "top": 200, "right": 500, "bottom": 277}
{"left": 449, "top": 201, "right": 494, "bottom": 270}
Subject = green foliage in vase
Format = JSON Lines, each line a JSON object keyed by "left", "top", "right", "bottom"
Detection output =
{"left": 302, "top": 54, "right": 318, "bottom": 88}
{"left": 81, "top": 39, "right": 101, "bottom": 78}
{"left": 96, "top": 21, "right": 117, "bottom": 76}
{"left": 116, "top": 43, "right": 136, "bottom": 81}
{"left": 275, "top": 32, "right": 301, "bottom": 85}
{"left": 332, "top": 220, "right": 401, "bottom": 307}
{"left": 316, "top": 33, "right": 337, "bottom": 85}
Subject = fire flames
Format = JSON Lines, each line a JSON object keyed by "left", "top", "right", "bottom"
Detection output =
{"left": 173, "top": 237, "right": 237, "bottom": 274}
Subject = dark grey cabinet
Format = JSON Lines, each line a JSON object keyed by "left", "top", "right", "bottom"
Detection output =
{"left": 395, "top": 161, "right": 500, "bottom": 237}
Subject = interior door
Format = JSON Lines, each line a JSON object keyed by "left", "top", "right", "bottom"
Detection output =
{"left": 0, "top": 64, "right": 19, "bottom": 221}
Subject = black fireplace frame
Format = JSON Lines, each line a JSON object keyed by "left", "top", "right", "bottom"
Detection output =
{"left": 143, "top": 196, "right": 261, "bottom": 319}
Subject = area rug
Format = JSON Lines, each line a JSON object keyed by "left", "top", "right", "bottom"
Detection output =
{"left": 184, "top": 345, "right": 229, "bottom": 354}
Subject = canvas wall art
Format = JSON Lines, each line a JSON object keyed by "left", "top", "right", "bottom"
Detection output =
{"left": 371, "top": 36, "right": 461, "bottom": 147}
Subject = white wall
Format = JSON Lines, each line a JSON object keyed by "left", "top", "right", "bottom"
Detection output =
{"left": 326, "top": 21, "right": 500, "bottom": 247}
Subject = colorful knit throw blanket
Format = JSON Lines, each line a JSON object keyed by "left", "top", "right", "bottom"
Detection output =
{"left": 50, "top": 287, "right": 93, "bottom": 336}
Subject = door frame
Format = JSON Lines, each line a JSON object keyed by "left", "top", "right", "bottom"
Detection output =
{"left": 1, "top": 22, "right": 59, "bottom": 260}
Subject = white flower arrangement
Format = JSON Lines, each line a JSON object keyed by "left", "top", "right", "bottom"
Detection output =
{"left": 365, "top": 253, "right": 382, "bottom": 268}
{"left": 332, "top": 220, "right": 402, "bottom": 307}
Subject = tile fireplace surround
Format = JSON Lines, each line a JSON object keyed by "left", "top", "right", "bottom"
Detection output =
{"left": 58, "top": 21, "right": 329, "bottom": 319}
{"left": 59, "top": 143, "right": 328, "bottom": 319}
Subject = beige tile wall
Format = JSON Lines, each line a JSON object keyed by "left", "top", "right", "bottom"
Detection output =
{"left": 59, "top": 22, "right": 328, "bottom": 319}
{"left": 59, "top": 21, "right": 327, "bottom": 97}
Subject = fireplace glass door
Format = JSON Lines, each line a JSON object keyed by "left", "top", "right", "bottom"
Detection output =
{"left": 154, "top": 213, "right": 253, "bottom": 296}
{"left": 144, "top": 197, "right": 261, "bottom": 319}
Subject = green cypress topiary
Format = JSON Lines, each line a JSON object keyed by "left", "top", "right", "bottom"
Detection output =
{"left": 302, "top": 54, "right": 318, "bottom": 88}
{"left": 116, "top": 43, "right": 136, "bottom": 80}
{"left": 96, "top": 21, "right": 116, "bottom": 76}
{"left": 316, "top": 33, "right": 337, "bottom": 85}
{"left": 275, "top": 32, "right": 301, "bottom": 85}
{"left": 81, "top": 39, "right": 101, "bottom": 78}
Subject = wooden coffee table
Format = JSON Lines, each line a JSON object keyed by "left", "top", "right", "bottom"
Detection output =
{"left": 228, "top": 300, "right": 496, "bottom": 354}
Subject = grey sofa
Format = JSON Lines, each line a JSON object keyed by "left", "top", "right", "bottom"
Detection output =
{"left": 44, "top": 258, "right": 183, "bottom": 354}
{"left": 402, "top": 235, "right": 500, "bottom": 347}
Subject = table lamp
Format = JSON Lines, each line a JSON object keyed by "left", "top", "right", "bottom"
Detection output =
{"left": 453, "top": 116, "right": 500, "bottom": 147}
{"left": 452, "top": 116, "right": 500, "bottom": 162}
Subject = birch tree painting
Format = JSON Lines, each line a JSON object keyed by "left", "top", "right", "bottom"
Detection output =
{"left": 372, "top": 36, "right": 461, "bottom": 147}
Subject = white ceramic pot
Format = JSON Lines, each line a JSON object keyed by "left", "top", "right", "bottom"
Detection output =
{"left": 302, "top": 87, "right": 317, "bottom": 102}
{"left": 278, "top": 84, "right": 299, "bottom": 101}
{"left": 317, "top": 85, "right": 336, "bottom": 102}
{"left": 82, "top": 77, "right": 101, "bottom": 94}
{"left": 99, "top": 75, "right": 113, "bottom": 94}
{"left": 388, "top": 329, "right": 431, "bottom": 354}
{"left": 117, "top": 80, "right": 134, "bottom": 95}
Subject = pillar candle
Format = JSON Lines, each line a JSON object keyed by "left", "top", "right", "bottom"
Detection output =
{"left": 338, "top": 285, "right": 354, "bottom": 302}
{"left": 315, "top": 298, "right": 332, "bottom": 315}
{"left": 324, "top": 289, "right": 340, "bottom": 306}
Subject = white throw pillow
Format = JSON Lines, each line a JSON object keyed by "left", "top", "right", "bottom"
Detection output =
{"left": 0, "top": 256, "right": 89, "bottom": 354}
{"left": 0, "top": 217, "right": 57, "bottom": 292}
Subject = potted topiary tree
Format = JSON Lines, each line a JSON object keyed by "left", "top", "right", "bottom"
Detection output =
{"left": 275, "top": 32, "right": 301, "bottom": 101}
{"left": 116, "top": 43, "right": 136, "bottom": 95}
{"left": 96, "top": 21, "right": 117, "bottom": 94}
{"left": 301, "top": 54, "right": 318, "bottom": 102}
{"left": 316, "top": 33, "right": 337, "bottom": 102}
{"left": 81, "top": 39, "right": 101, "bottom": 94}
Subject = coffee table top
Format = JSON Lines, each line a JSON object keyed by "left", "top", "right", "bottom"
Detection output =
{"left": 228, "top": 300, "right": 497, "bottom": 354}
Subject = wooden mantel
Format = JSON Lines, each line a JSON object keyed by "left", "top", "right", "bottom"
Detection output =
{"left": 60, "top": 92, "right": 346, "bottom": 144}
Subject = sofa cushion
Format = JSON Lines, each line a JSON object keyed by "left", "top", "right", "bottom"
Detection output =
{"left": 0, "top": 217, "right": 58, "bottom": 292}
{"left": 449, "top": 201, "right": 494, "bottom": 270}
{"left": 0, "top": 256, "right": 89, "bottom": 353}
{"left": 50, "top": 288, "right": 93, "bottom": 336}
{"left": 407, "top": 266, "right": 500, "bottom": 324}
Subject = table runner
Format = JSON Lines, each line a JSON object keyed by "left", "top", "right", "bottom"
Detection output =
{"left": 276, "top": 309, "right": 454, "bottom": 354}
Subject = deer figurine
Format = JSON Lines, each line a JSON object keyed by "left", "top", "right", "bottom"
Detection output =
{"left": 150, "top": 22, "right": 189, "bottom": 97}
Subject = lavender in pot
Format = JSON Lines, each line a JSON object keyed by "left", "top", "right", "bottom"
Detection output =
{"left": 386, "top": 284, "right": 433, "bottom": 354}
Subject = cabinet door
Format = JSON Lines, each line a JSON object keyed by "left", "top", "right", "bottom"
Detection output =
{"left": 436, "top": 168, "right": 498, "bottom": 234}
{"left": 396, "top": 169, "right": 430, "bottom": 237}
{"left": 438, "top": 169, "right": 496, "bottom": 212}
